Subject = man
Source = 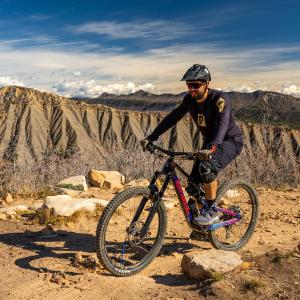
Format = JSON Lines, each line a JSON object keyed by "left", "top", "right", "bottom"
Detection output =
{"left": 141, "top": 64, "right": 243, "bottom": 225}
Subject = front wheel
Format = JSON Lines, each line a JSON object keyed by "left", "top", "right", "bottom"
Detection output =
{"left": 96, "top": 187, "right": 167, "bottom": 276}
{"left": 208, "top": 179, "right": 259, "bottom": 250}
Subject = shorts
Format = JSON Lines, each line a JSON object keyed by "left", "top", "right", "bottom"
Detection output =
{"left": 189, "top": 140, "right": 243, "bottom": 183}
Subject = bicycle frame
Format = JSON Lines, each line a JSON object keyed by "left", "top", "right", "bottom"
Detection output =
{"left": 130, "top": 155, "right": 241, "bottom": 237}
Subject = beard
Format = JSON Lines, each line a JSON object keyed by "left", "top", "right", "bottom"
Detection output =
{"left": 190, "top": 87, "right": 207, "bottom": 100}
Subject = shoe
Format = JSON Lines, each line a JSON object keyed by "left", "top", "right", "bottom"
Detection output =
{"left": 192, "top": 207, "right": 219, "bottom": 226}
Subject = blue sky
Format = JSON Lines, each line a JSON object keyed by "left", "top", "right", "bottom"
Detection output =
{"left": 0, "top": 0, "right": 299, "bottom": 97}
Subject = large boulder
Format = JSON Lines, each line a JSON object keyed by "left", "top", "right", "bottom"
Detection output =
{"left": 181, "top": 249, "right": 243, "bottom": 280}
{"left": 88, "top": 170, "right": 106, "bottom": 188}
{"left": 57, "top": 175, "right": 88, "bottom": 192}
{"left": 88, "top": 170, "right": 125, "bottom": 191}
{"left": 43, "top": 195, "right": 109, "bottom": 217}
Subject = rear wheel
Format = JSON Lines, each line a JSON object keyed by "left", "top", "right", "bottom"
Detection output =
{"left": 209, "top": 180, "right": 259, "bottom": 250}
{"left": 96, "top": 187, "right": 167, "bottom": 276}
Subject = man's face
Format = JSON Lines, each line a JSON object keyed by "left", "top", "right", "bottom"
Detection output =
{"left": 186, "top": 81, "right": 208, "bottom": 100}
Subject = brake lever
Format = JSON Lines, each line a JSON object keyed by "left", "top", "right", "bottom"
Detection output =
{"left": 146, "top": 142, "right": 156, "bottom": 154}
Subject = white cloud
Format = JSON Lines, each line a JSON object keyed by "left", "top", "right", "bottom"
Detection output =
{"left": 0, "top": 76, "right": 24, "bottom": 87}
{"left": 71, "top": 20, "right": 192, "bottom": 41}
{"left": 73, "top": 71, "right": 82, "bottom": 76}
{"left": 0, "top": 38, "right": 300, "bottom": 96}
{"left": 279, "top": 83, "right": 300, "bottom": 96}
{"left": 52, "top": 79, "right": 155, "bottom": 97}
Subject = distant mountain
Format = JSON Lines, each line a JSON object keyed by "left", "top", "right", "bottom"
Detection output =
{"left": 76, "top": 89, "right": 300, "bottom": 128}
{"left": 0, "top": 86, "right": 299, "bottom": 162}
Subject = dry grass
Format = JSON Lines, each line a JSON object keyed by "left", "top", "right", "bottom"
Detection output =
{"left": 0, "top": 136, "right": 298, "bottom": 197}
{"left": 33, "top": 204, "right": 104, "bottom": 226}
{"left": 243, "top": 277, "right": 265, "bottom": 290}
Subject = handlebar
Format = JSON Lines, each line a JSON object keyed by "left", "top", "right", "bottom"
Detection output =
{"left": 145, "top": 142, "right": 212, "bottom": 160}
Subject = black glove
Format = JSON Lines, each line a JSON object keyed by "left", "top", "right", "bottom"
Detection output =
{"left": 140, "top": 138, "right": 152, "bottom": 152}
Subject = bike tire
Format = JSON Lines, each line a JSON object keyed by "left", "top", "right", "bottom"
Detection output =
{"left": 96, "top": 186, "right": 167, "bottom": 276}
{"left": 208, "top": 179, "right": 259, "bottom": 251}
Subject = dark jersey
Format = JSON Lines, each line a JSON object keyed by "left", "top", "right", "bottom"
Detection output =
{"left": 147, "top": 89, "right": 243, "bottom": 148}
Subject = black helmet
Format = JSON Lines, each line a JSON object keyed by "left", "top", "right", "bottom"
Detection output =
{"left": 181, "top": 64, "right": 211, "bottom": 82}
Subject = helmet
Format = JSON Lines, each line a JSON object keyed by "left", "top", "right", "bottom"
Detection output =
{"left": 181, "top": 64, "right": 211, "bottom": 82}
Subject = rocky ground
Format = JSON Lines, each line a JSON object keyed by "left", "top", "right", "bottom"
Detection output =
{"left": 0, "top": 186, "right": 299, "bottom": 300}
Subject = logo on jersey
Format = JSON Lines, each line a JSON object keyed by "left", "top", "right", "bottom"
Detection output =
{"left": 216, "top": 98, "right": 225, "bottom": 112}
{"left": 197, "top": 114, "right": 206, "bottom": 127}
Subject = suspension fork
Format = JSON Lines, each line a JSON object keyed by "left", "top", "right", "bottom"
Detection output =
{"left": 127, "top": 171, "right": 162, "bottom": 234}
{"left": 138, "top": 174, "right": 171, "bottom": 238}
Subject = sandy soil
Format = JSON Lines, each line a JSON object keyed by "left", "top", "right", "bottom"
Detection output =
{"left": 0, "top": 187, "right": 299, "bottom": 300}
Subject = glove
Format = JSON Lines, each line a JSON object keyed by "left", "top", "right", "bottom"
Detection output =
{"left": 140, "top": 138, "right": 152, "bottom": 152}
{"left": 195, "top": 149, "right": 213, "bottom": 160}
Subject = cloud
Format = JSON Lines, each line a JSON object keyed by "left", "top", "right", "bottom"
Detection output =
{"left": 279, "top": 83, "right": 300, "bottom": 96}
{"left": 0, "top": 38, "right": 300, "bottom": 95}
{"left": 71, "top": 20, "right": 192, "bottom": 41}
{"left": 73, "top": 71, "right": 82, "bottom": 76}
{"left": 0, "top": 76, "right": 24, "bottom": 87}
{"left": 52, "top": 79, "right": 155, "bottom": 97}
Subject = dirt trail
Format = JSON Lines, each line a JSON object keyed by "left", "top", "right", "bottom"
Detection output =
{"left": 0, "top": 188, "right": 299, "bottom": 300}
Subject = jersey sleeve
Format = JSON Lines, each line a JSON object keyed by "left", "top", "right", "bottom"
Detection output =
{"left": 208, "top": 94, "right": 231, "bottom": 146}
{"left": 147, "top": 96, "right": 189, "bottom": 141}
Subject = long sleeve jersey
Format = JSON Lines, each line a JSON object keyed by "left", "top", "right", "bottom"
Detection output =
{"left": 147, "top": 89, "right": 243, "bottom": 148}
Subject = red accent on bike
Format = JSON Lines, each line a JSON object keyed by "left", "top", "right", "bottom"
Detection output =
{"left": 173, "top": 176, "right": 192, "bottom": 219}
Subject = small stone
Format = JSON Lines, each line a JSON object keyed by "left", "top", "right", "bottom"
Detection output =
{"left": 5, "top": 193, "right": 13, "bottom": 204}
{"left": 0, "top": 212, "right": 7, "bottom": 220}
{"left": 0, "top": 200, "right": 7, "bottom": 206}
{"left": 75, "top": 252, "right": 83, "bottom": 262}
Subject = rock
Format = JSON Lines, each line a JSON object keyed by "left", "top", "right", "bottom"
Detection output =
{"left": 106, "top": 182, "right": 124, "bottom": 193}
{"left": 0, "top": 212, "right": 7, "bottom": 220}
{"left": 181, "top": 249, "right": 243, "bottom": 280}
{"left": 5, "top": 193, "right": 13, "bottom": 204}
{"left": 164, "top": 202, "right": 176, "bottom": 209}
{"left": 50, "top": 272, "right": 67, "bottom": 285}
{"left": 224, "top": 190, "right": 240, "bottom": 198}
{"left": 44, "top": 195, "right": 109, "bottom": 216}
{"left": 75, "top": 252, "right": 83, "bottom": 262}
{"left": 0, "top": 205, "right": 28, "bottom": 214}
{"left": 29, "top": 202, "right": 44, "bottom": 211}
{"left": 54, "top": 187, "right": 83, "bottom": 197}
{"left": 218, "top": 198, "right": 229, "bottom": 207}
{"left": 89, "top": 170, "right": 125, "bottom": 189}
{"left": 57, "top": 175, "right": 88, "bottom": 192}
{"left": 88, "top": 169, "right": 106, "bottom": 188}
{"left": 125, "top": 179, "right": 150, "bottom": 187}
{"left": 0, "top": 200, "right": 7, "bottom": 206}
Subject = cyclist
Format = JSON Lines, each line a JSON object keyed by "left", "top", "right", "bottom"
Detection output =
{"left": 141, "top": 64, "right": 243, "bottom": 226}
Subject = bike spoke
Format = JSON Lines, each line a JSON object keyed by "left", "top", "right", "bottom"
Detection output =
{"left": 104, "top": 193, "right": 161, "bottom": 270}
{"left": 213, "top": 185, "right": 254, "bottom": 246}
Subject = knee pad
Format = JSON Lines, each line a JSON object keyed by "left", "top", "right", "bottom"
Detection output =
{"left": 199, "top": 161, "right": 217, "bottom": 183}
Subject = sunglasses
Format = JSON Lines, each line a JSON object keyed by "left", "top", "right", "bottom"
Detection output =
{"left": 186, "top": 82, "right": 206, "bottom": 89}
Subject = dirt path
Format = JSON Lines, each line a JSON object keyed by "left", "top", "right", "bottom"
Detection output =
{"left": 0, "top": 188, "right": 299, "bottom": 300}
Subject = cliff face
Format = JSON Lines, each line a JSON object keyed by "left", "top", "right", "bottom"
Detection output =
{"left": 0, "top": 86, "right": 299, "bottom": 162}
{"left": 81, "top": 89, "right": 300, "bottom": 128}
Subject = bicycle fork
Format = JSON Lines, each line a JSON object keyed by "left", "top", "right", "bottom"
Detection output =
{"left": 126, "top": 171, "right": 169, "bottom": 238}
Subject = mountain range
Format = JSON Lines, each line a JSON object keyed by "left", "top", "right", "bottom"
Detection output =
{"left": 0, "top": 86, "right": 299, "bottom": 162}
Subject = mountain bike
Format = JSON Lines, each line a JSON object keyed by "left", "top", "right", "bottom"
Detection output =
{"left": 96, "top": 143, "right": 259, "bottom": 276}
